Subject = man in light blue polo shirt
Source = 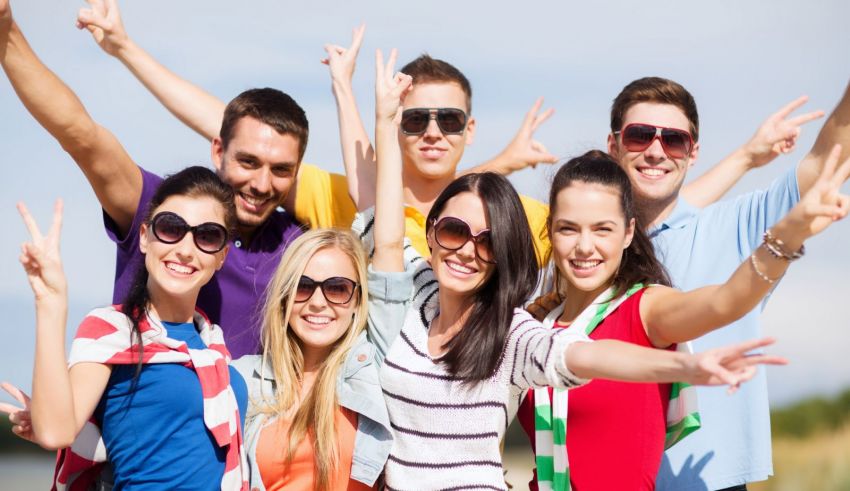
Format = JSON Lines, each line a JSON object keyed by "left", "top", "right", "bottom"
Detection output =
{"left": 606, "top": 77, "right": 850, "bottom": 491}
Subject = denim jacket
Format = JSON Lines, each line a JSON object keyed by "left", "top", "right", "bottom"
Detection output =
{"left": 232, "top": 267, "right": 413, "bottom": 489}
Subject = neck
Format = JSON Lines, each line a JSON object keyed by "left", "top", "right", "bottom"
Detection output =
{"left": 147, "top": 289, "right": 198, "bottom": 325}
{"left": 301, "top": 346, "right": 331, "bottom": 375}
{"left": 402, "top": 166, "right": 456, "bottom": 216}
{"left": 434, "top": 289, "right": 475, "bottom": 337}
{"left": 637, "top": 194, "right": 679, "bottom": 229}
{"left": 236, "top": 223, "right": 257, "bottom": 246}
{"left": 559, "top": 281, "right": 614, "bottom": 324}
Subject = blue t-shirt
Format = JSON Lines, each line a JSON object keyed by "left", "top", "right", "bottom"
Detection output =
{"left": 95, "top": 321, "right": 248, "bottom": 490}
{"left": 653, "top": 168, "right": 800, "bottom": 491}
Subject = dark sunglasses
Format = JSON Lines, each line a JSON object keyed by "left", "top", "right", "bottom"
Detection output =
{"left": 149, "top": 211, "right": 229, "bottom": 254}
{"left": 294, "top": 275, "right": 359, "bottom": 305}
{"left": 400, "top": 108, "right": 468, "bottom": 135}
{"left": 614, "top": 123, "right": 694, "bottom": 159}
{"left": 431, "top": 216, "right": 496, "bottom": 264}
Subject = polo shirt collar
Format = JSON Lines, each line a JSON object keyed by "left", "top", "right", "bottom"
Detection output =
{"left": 648, "top": 199, "right": 698, "bottom": 237}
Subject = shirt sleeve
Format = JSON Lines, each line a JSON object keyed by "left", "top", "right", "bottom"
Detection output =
{"left": 293, "top": 163, "right": 358, "bottom": 229}
{"left": 505, "top": 309, "right": 592, "bottom": 391}
{"left": 732, "top": 166, "right": 801, "bottom": 251}
{"left": 366, "top": 266, "right": 415, "bottom": 364}
{"left": 519, "top": 195, "right": 551, "bottom": 268}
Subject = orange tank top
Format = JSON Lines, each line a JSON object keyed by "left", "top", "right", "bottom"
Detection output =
{"left": 256, "top": 407, "right": 376, "bottom": 491}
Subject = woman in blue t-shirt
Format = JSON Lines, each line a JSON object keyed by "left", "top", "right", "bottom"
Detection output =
{"left": 5, "top": 166, "right": 249, "bottom": 490}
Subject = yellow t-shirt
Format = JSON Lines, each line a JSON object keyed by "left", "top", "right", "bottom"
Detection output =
{"left": 294, "top": 163, "right": 551, "bottom": 265}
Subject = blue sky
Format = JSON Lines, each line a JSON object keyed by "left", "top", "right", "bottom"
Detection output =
{"left": 1, "top": 0, "right": 849, "bottom": 407}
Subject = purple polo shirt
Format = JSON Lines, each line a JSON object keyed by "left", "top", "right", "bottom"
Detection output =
{"left": 104, "top": 166, "right": 304, "bottom": 357}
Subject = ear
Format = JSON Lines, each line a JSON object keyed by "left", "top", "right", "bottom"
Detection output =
{"left": 216, "top": 245, "right": 230, "bottom": 271}
{"left": 687, "top": 141, "right": 700, "bottom": 168}
{"left": 624, "top": 217, "right": 636, "bottom": 250}
{"left": 464, "top": 116, "right": 476, "bottom": 146}
{"left": 607, "top": 132, "right": 619, "bottom": 157}
{"left": 211, "top": 137, "right": 225, "bottom": 173}
{"left": 139, "top": 222, "right": 150, "bottom": 254}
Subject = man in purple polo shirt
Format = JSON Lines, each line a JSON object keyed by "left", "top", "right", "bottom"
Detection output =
{"left": 0, "top": 2, "right": 303, "bottom": 356}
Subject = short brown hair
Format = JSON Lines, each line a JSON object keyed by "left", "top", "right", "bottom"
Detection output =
{"left": 219, "top": 88, "right": 309, "bottom": 161}
{"left": 610, "top": 77, "right": 699, "bottom": 142}
{"left": 401, "top": 54, "right": 472, "bottom": 112}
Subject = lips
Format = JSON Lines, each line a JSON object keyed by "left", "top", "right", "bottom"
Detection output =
{"left": 302, "top": 315, "right": 334, "bottom": 328}
{"left": 445, "top": 259, "right": 478, "bottom": 277}
{"left": 569, "top": 259, "right": 602, "bottom": 278}
{"left": 420, "top": 146, "right": 448, "bottom": 160}
{"left": 164, "top": 261, "right": 197, "bottom": 276}
{"left": 238, "top": 192, "right": 272, "bottom": 213}
{"left": 636, "top": 167, "right": 670, "bottom": 179}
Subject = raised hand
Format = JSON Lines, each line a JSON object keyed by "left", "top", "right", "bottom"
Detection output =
{"left": 0, "top": 382, "right": 35, "bottom": 443}
{"left": 744, "top": 95, "right": 825, "bottom": 168}
{"left": 322, "top": 24, "right": 365, "bottom": 87}
{"left": 17, "top": 200, "right": 67, "bottom": 302}
{"left": 493, "top": 98, "right": 558, "bottom": 173}
{"left": 76, "top": 0, "right": 129, "bottom": 57}
{"left": 783, "top": 144, "right": 850, "bottom": 239}
{"left": 686, "top": 338, "right": 787, "bottom": 394}
{"left": 375, "top": 48, "right": 412, "bottom": 125}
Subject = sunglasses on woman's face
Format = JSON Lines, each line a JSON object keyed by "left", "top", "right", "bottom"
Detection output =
{"left": 400, "top": 108, "right": 468, "bottom": 135}
{"left": 294, "top": 275, "right": 359, "bottom": 305}
{"left": 614, "top": 123, "right": 694, "bottom": 159}
{"left": 149, "top": 211, "right": 229, "bottom": 254}
{"left": 431, "top": 216, "right": 496, "bottom": 264}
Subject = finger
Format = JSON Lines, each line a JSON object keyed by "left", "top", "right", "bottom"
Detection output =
{"left": 16, "top": 202, "right": 44, "bottom": 243}
{"left": 531, "top": 107, "right": 555, "bottom": 132}
{"left": 386, "top": 48, "right": 398, "bottom": 82}
{"left": 76, "top": 7, "right": 105, "bottom": 29}
{"left": 1, "top": 381, "right": 31, "bottom": 406}
{"left": 523, "top": 97, "right": 545, "bottom": 128}
{"left": 725, "top": 337, "right": 776, "bottom": 358}
{"left": 0, "top": 402, "right": 23, "bottom": 415}
{"left": 375, "top": 49, "right": 384, "bottom": 82}
{"left": 830, "top": 151, "right": 850, "bottom": 187}
{"left": 726, "top": 366, "right": 757, "bottom": 395}
{"left": 814, "top": 145, "right": 841, "bottom": 188}
{"left": 787, "top": 110, "right": 825, "bottom": 128}
{"left": 349, "top": 24, "right": 365, "bottom": 54}
{"left": 48, "top": 199, "right": 63, "bottom": 242}
{"left": 773, "top": 95, "right": 809, "bottom": 119}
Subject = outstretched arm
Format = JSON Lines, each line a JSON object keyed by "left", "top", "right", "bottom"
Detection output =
{"left": 644, "top": 146, "right": 850, "bottom": 346}
{"left": 371, "top": 49, "right": 411, "bottom": 273}
{"left": 798, "top": 80, "right": 850, "bottom": 196}
{"left": 76, "top": 0, "right": 224, "bottom": 141}
{"left": 682, "top": 95, "right": 824, "bottom": 207}
{"left": 0, "top": 0, "right": 140, "bottom": 234}
{"left": 16, "top": 202, "right": 111, "bottom": 450}
{"left": 466, "top": 98, "right": 559, "bottom": 176}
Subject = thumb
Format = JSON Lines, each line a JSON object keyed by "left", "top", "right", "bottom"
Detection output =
{"left": 77, "top": 8, "right": 107, "bottom": 30}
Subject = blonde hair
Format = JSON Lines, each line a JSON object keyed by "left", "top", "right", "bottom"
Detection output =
{"left": 256, "top": 229, "right": 369, "bottom": 490}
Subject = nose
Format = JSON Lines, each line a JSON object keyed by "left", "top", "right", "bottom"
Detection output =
{"left": 643, "top": 137, "right": 667, "bottom": 163}
{"left": 173, "top": 231, "right": 197, "bottom": 259}
{"left": 250, "top": 167, "right": 272, "bottom": 196}
{"left": 423, "top": 116, "right": 443, "bottom": 140}
{"left": 576, "top": 231, "right": 594, "bottom": 256}
{"left": 455, "top": 237, "right": 477, "bottom": 260}
{"left": 305, "top": 285, "right": 329, "bottom": 309}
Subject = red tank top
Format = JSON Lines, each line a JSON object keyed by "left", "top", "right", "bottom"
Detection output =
{"left": 517, "top": 288, "right": 673, "bottom": 491}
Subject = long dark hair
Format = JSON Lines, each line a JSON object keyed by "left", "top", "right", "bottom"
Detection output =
{"left": 123, "top": 166, "right": 236, "bottom": 374}
{"left": 425, "top": 172, "right": 538, "bottom": 382}
{"left": 547, "top": 150, "right": 671, "bottom": 298}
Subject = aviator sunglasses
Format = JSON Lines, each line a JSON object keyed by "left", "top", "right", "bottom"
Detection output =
{"left": 430, "top": 216, "right": 496, "bottom": 264}
{"left": 401, "top": 108, "right": 468, "bottom": 135}
{"left": 149, "top": 211, "right": 229, "bottom": 254}
{"left": 294, "top": 276, "right": 359, "bottom": 305}
{"left": 614, "top": 123, "right": 694, "bottom": 159}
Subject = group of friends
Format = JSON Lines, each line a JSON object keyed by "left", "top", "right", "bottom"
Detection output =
{"left": 1, "top": 1, "right": 849, "bottom": 490}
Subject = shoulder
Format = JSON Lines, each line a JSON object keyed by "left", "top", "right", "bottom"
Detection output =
{"left": 231, "top": 355, "right": 263, "bottom": 381}
{"left": 76, "top": 305, "right": 132, "bottom": 337}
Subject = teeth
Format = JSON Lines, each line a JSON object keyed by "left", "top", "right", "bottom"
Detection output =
{"left": 305, "top": 316, "right": 331, "bottom": 325}
{"left": 447, "top": 261, "right": 475, "bottom": 274}
{"left": 639, "top": 168, "right": 666, "bottom": 177}
{"left": 166, "top": 262, "right": 193, "bottom": 274}
{"left": 241, "top": 193, "right": 268, "bottom": 206}
{"left": 571, "top": 260, "right": 601, "bottom": 269}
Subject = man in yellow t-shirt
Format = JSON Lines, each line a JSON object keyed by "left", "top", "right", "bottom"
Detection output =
{"left": 295, "top": 43, "right": 555, "bottom": 265}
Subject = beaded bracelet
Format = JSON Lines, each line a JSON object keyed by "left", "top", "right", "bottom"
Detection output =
{"left": 749, "top": 250, "right": 784, "bottom": 284}
{"left": 763, "top": 230, "right": 805, "bottom": 261}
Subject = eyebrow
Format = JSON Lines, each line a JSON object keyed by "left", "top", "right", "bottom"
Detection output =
{"left": 234, "top": 151, "right": 298, "bottom": 169}
{"left": 554, "top": 218, "right": 619, "bottom": 227}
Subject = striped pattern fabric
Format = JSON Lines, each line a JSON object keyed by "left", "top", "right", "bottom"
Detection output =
{"left": 53, "top": 305, "right": 248, "bottom": 491}
{"left": 378, "top": 262, "right": 592, "bottom": 490}
{"left": 534, "top": 285, "right": 701, "bottom": 491}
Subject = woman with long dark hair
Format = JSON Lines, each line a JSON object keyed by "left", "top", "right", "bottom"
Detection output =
{"left": 10, "top": 167, "right": 249, "bottom": 490}
{"left": 517, "top": 149, "right": 850, "bottom": 490}
{"left": 368, "top": 51, "right": 792, "bottom": 490}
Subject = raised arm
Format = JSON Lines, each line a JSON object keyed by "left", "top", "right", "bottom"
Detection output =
{"left": 371, "top": 48, "right": 411, "bottom": 273}
{"left": 76, "top": 0, "right": 225, "bottom": 141}
{"left": 682, "top": 95, "right": 824, "bottom": 207}
{"left": 643, "top": 146, "right": 850, "bottom": 346}
{"left": 16, "top": 202, "right": 111, "bottom": 450}
{"left": 798, "top": 80, "right": 850, "bottom": 195}
{"left": 465, "top": 97, "right": 559, "bottom": 176}
{"left": 0, "top": 0, "right": 140, "bottom": 234}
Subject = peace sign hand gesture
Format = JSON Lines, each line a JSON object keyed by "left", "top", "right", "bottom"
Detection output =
{"left": 17, "top": 200, "right": 67, "bottom": 303}
{"left": 744, "top": 95, "right": 825, "bottom": 168}
{"left": 782, "top": 144, "right": 850, "bottom": 241}
{"left": 0, "top": 382, "right": 35, "bottom": 443}
{"left": 76, "top": 0, "right": 129, "bottom": 57}
{"left": 375, "top": 48, "right": 412, "bottom": 126}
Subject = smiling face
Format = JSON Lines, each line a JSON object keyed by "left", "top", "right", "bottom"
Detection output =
{"left": 212, "top": 115, "right": 301, "bottom": 237}
{"left": 607, "top": 102, "right": 699, "bottom": 210}
{"left": 399, "top": 82, "right": 476, "bottom": 183}
{"left": 427, "top": 191, "right": 495, "bottom": 300}
{"left": 288, "top": 247, "right": 359, "bottom": 360}
{"left": 140, "top": 194, "right": 229, "bottom": 304}
{"left": 550, "top": 181, "right": 635, "bottom": 299}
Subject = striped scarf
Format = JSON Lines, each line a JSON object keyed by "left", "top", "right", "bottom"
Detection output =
{"left": 53, "top": 305, "right": 248, "bottom": 491}
{"left": 534, "top": 285, "right": 700, "bottom": 491}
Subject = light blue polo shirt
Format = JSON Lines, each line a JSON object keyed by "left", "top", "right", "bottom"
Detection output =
{"left": 653, "top": 167, "right": 800, "bottom": 491}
